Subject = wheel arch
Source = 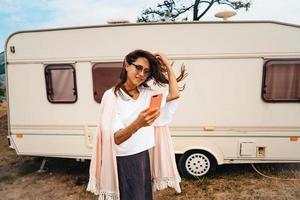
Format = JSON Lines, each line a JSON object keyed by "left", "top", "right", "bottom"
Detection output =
{"left": 180, "top": 144, "right": 224, "bottom": 165}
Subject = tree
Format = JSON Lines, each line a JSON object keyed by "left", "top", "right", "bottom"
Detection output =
{"left": 137, "top": 0, "right": 251, "bottom": 22}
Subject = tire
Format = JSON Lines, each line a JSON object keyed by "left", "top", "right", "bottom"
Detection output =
{"left": 178, "top": 150, "right": 217, "bottom": 179}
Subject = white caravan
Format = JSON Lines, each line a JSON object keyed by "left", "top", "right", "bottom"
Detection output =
{"left": 5, "top": 21, "right": 300, "bottom": 178}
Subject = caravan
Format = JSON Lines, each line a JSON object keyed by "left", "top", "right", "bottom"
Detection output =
{"left": 5, "top": 21, "right": 300, "bottom": 178}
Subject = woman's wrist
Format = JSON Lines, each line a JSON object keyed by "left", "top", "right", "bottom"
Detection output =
{"left": 165, "top": 63, "right": 175, "bottom": 75}
{"left": 163, "top": 59, "right": 172, "bottom": 68}
{"left": 131, "top": 120, "right": 141, "bottom": 132}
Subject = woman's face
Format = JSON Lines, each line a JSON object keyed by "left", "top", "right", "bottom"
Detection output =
{"left": 125, "top": 57, "right": 150, "bottom": 87}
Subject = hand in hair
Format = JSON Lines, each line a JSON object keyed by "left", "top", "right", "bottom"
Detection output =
{"left": 153, "top": 51, "right": 181, "bottom": 102}
{"left": 153, "top": 52, "right": 172, "bottom": 68}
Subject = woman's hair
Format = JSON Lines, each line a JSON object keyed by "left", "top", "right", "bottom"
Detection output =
{"left": 114, "top": 49, "right": 187, "bottom": 97}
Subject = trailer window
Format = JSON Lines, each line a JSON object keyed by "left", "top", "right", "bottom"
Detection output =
{"left": 44, "top": 64, "right": 77, "bottom": 103}
{"left": 262, "top": 60, "right": 300, "bottom": 102}
{"left": 92, "top": 62, "right": 122, "bottom": 103}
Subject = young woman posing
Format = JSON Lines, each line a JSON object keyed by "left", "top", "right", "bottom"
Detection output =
{"left": 88, "top": 49, "right": 186, "bottom": 200}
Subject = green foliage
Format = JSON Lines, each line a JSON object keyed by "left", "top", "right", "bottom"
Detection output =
{"left": 0, "top": 52, "right": 4, "bottom": 74}
{"left": 0, "top": 52, "right": 5, "bottom": 101}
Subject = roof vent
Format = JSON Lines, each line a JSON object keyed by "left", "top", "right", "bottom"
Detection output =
{"left": 215, "top": 10, "right": 236, "bottom": 21}
{"left": 107, "top": 20, "right": 130, "bottom": 24}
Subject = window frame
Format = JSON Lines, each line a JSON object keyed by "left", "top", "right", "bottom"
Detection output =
{"left": 44, "top": 64, "right": 78, "bottom": 104}
{"left": 261, "top": 59, "right": 300, "bottom": 103}
{"left": 92, "top": 62, "right": 122, "bottom": 103}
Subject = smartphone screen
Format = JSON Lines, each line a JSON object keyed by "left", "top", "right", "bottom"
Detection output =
{"left": 149, "top": 93, "right": 163, "bottom": 109}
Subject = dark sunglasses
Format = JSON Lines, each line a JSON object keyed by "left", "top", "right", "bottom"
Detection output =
{"left": 131, "top": 63, "right": 151, "bottom": 77}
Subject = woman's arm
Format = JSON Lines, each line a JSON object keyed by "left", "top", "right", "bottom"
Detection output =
{"left": 114, "top": 108, "right": 160, "bottom": 145}
{"left": 153, "top": 52, "right": 180, "bottom": 102}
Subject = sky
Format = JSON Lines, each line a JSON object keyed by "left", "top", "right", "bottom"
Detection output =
{"left": 1, "top": 0, "right": 300, "bottom": 52}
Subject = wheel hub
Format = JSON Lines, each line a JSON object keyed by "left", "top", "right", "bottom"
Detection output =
{"left": 185, "top": 153, "right": 210, "bottom": 176}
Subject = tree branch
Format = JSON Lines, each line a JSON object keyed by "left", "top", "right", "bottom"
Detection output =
{"left": 172, "top": 5, "right": 194, "bottom": 18}
{"left": 195, "top": 0, "right": 215, "bottom": 20}
{"left": 137, "top": 0, "right": 251, "bottom": 22}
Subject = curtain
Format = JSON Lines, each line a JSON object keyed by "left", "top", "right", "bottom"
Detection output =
{"left": 265, "top": 61, "right": 300, "bottom": 100}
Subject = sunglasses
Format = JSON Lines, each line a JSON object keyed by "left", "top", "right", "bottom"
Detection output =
{"left": 131, "top": 63, "right": 151, "bottom": 77}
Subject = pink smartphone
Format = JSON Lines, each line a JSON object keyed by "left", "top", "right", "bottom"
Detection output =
{"left": 149, "top": 93, "right": 163, "bottom": 109}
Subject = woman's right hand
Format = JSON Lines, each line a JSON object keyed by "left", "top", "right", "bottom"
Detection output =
{"left": 135, "top": 108, "right": 160, "bottom": 128}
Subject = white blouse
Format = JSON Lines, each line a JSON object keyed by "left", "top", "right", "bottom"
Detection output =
{"left": 113, "top": 87, "right": 178, "bottom": 157}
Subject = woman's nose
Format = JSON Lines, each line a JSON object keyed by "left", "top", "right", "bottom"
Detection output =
{"left": 137, "top": 70, "right": 147, "bottom": 77}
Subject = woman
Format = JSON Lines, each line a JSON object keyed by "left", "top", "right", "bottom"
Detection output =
{"left": 87, "top": 49, "right": 186, "bottom": 200}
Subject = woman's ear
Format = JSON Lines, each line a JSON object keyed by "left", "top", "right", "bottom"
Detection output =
{"left": 124, "top": 62, "right": 129, "bottom": 72}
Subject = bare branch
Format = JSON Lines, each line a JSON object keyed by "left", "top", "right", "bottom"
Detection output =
{"left": 195, "top": 0, "right": 215, "bottom": 20}
{"left": 137, "top": 0, "right": 252, "bottom": 22}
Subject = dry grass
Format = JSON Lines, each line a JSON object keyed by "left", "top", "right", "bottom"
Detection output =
{"left": 0, "top": 101, "right": 300, "bottom": 199}
{"left": 155, "top": 164, "right": 300, "bottom": 200}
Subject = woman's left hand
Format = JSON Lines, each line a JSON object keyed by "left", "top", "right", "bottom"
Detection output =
{"left": 153, "top": 52, "right": 172, "bottom": 69}
{"left": 153, "top": 51, "right": 180, "bottom": 102}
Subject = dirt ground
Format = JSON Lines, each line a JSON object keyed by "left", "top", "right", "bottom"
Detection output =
{"left": 0, "top": 101, "right": 300, "bottom": 200}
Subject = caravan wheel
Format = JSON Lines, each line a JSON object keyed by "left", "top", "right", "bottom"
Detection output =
{"left": 178, "top": 150, "right": 217, "bottom": 179}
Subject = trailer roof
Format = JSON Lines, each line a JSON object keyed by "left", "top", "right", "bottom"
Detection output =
{"left": 5, "top": 20, "right": 300, "bottom": 44}
{"left": 5, "top": 20, "right": 300, "bottom": 63}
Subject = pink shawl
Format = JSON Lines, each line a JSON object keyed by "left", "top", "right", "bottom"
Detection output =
{"left": 87, "top": 89, "right": 181, "bottom": 200}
